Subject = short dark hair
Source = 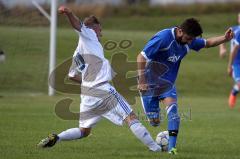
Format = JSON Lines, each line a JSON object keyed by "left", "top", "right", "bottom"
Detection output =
{"left": 83, "top": 15, "right": 100, "bottom": 27}
{"left": 180, "top": 18, "right": 203, "bottom": 37}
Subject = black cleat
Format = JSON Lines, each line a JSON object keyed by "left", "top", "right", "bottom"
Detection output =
{"left": 37, "top": 134, "right": 59, "bottom": 148}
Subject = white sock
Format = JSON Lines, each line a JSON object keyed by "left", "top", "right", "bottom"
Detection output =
{"left": 129, "top": 120, "right": 161, "bottom": 152}
{"left": 58, "top": 128, "right": 83, "bottom": 141}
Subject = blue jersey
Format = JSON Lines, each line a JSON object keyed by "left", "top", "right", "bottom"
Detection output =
{"left": 231, "top": 25, "right": 240, "bottom": 65}
{"left": 142, "top": 27, "right": 206, "bottom": 87}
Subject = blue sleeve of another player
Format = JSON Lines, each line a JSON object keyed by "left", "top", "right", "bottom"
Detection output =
{"left": 142, "top": 34, "right": 168, "bottom": 59}
{"left": 188, "top": 38, "right": 206, "bottom": 52}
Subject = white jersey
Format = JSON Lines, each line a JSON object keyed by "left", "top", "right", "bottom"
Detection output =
{"left": 74, "top": 24, "right": 115, "bottom": 88}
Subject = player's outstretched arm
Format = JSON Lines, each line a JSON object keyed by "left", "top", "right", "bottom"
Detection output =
{"left": 58, "top": 6, "right": 81, "bottom": 31}
{"left": 227, "top": 44, "right": 240, "bottom": 76}
{"left": 205, "top": 28, "right": 234, "bottom": 48}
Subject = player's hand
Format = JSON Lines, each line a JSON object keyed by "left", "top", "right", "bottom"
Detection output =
{"left": 58, "top": 5, "right": 71, "bottom": 14}
{"left": 227, "top": 66, "right": 232, "bottom": 77}
{"left": 137, "top": 83, "right": 149, "bottom": 92}
{"left": 137, "top": 76, "right": 148, "bottom": 92}
{"left": 224, "top": 28, "right": 234, "bottom": 41}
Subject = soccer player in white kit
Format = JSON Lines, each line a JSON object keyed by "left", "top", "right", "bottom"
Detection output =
{"left": 37, "top": 6, "right": 161, "bottom": 152}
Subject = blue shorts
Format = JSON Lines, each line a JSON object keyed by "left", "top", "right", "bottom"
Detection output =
{"left": 140, "top": 87, "right": 177, "bottom": 120}
{"left": 232, "top": 64, "right": 240, "bottom": 82}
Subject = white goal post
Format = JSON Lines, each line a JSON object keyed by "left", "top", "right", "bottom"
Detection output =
{"left": 32, "top": 0, "right": 57, "bottom": 96}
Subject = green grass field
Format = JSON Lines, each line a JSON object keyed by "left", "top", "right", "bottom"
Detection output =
{"left": 1, "top": 95, "right": 240, "bottom": 159}
{"left": 1, "top": 14, "right": 240, "bottom": 159}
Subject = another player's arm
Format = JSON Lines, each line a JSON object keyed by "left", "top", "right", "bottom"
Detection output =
{"left": 227, "top": 44, "right": 240, "bottom": 76}
{"left": 205, "top": 28, "right": 234, "bottom": 48}
{"left": 137, "top": 53, "right": 148, "bottom": 91}
{"left": 58, "top": 6, "right": 81, "bottom": 31}
{"left": 219, "top": 43, "right": 227, "bottom": 58}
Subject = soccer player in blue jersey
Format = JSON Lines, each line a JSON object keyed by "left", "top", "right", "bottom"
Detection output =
{"left": 226, "top": 26, "right": 240, "bottom": 108}
{"left": 219, "top": 13, "right": 240, "bottom": 108}
{"left": 137, "top": 18, "right": 233, "bottom": 154}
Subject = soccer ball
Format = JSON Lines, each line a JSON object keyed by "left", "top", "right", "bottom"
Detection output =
{"left": 156, "top": 131, "right": 169, "bottom": 151}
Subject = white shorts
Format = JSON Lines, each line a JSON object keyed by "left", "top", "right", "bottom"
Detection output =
{"left": 79, "top": 83, "right": 133, "bottom": 128}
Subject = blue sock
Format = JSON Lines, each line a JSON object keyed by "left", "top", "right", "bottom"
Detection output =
{"left": 168, "top": 131, "right": 178, "bottom": 150}
{"left": 166, "top": 103, "right": 180, "bottom": 151}
{"left": 232, "top": 84, "right": 239, "bottom": 96}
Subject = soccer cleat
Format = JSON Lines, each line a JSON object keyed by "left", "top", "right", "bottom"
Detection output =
{"left": 37, "top": 134, "right": 59, "bottom": 148}
{"left": 168, "top": 148, "right": 178, "bottom": 155}
{"left": 228, "top": 93, "right": 237, "bottom": 109}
